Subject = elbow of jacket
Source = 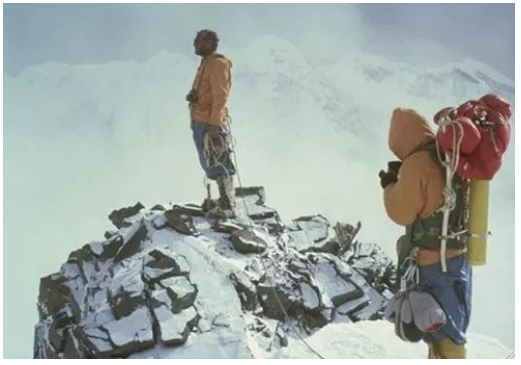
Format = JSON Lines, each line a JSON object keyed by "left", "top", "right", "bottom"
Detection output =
{"left": 389, "top": 214, "right": 416, "bottom": 227}
{"left": 385, "top": 204, "right": 416, "bottom": 226}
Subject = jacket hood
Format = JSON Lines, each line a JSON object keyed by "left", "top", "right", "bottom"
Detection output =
{"left": 389, "top": 108, "right": 435, "bottom": 160}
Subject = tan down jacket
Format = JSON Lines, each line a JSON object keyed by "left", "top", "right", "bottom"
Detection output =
{"left": 384, "top": 108, "right": 466, "bottom": 266}
{"left": 189, "top": 53, "right": 232, "bottom": 126}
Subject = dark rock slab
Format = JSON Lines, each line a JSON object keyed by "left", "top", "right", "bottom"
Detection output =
{"left": 335, "top": 293, "right": 371, "bottom": 318}
{"left": 292, "top": 215, "right": 330, "bottom": 243}
{"left": 48, "top": 320, "right": 64, "bottom": 353}
{"left": 164, "top": 207, "right": 198, "bottom": 235}
{"left": 80, "top": 326, "right": 115, "bottom": 358}
{"left": 99, "top": 236, "right": 124, "bottom": 260}
{"left": 345, "top": 241, "right": 395, "bottom": 291}
{"left": 230, "top": 271, "right": 258, "bottom": 311}
{"left": 157, "top": 276, "right": 198, "bottom": 313}
{"left": 153, "top": 306, "right": 200, "bottom": 346}
{"left": 109, "top": 202, "right": 145, "bottom": 229}
{"left": 313, "top": 261, "right": 363, "bottom": 307}
{"left": 114, "top": 222, "right": 148, "bottom": 262}
{"left": 63, "top": 328, "right": 84, "bottom": 359}
{"left": 38, "top": 273, "right": 70, "bottom": 319}
{"left": 176, "top": 204, "right": 206, "bottom": 217}
{"left": 335, "top": 222, "right": 361, "bottom": 255}
{"left": 143, "top": 248, "right": 190, "bottom": 283}
{"left": 212, "top": 220, "right": 245, "bottom": 234}
{"left": 104, "top": 230, "right": 119, "bottom": 240}
{"left": 34, "top": 322, "right": 60, "bottom": 359}
{"left": 231, "top": 230, "right": 268, "bottom": 254}
{"left": 109, "top": 273, "right": 146, "bottom": 320}
{"left": 101, "top": 307, "right": 155, "bottom": 357}
{"left": 235, "top": 186, "right": 266, "bottom": 205}
{"left": 298, "top": 282, "right": 321, "bottom": 311}
{"left": 66, "top": 247, "right": 96, "bottom": 282}
{"left": 257, "top": 280, "right": 301, "bottom": 321}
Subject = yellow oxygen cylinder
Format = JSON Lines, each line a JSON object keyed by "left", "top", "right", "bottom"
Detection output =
{"left": 467, "top": 180, "right": 490, "bottom": 265}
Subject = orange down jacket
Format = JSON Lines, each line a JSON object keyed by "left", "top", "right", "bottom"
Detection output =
{"left": 189, "top": 53, "right": 232, "bottom": 126}
{"left": 384, "top": 108, "right": 466, "bottom": 266}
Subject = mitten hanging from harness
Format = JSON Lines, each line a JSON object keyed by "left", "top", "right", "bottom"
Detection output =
{"left": 385, "top": 248, "right": 447, "bottom": 342}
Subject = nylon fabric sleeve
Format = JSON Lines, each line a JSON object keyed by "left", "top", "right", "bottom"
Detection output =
{"left": 384, "top": 157, "right": 425, "bottom": 226}
{"left": 208, "top": 59, "right": 231, "bottom": 126}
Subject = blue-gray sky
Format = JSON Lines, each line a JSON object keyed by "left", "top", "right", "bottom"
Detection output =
{"left": 3, "top": 3, "right": 515, "bottom": 79}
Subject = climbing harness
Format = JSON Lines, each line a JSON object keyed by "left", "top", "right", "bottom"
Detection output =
{"left": 400, "top": 248, "right": 420, "bottom": 291}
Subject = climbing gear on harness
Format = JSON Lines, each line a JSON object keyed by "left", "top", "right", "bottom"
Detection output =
{"left": 202, "top": 122, "right": 235, "bottom": 179}
{"left": 203, "top": 128, "right": 229, "bottom": 168}
{"left": 385, "top": 248, "right": 447, "bottom": 342}
{"left": 403, "top": 173, "right": 468, "bottom": 251}
{"left": 201, "top": 121, "right": 236, "bottom": 220}
{"left": 400, "top": 247, "right": 420, "bottom": 291}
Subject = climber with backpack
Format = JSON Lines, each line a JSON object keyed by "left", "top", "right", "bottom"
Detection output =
{"left": 380, "top": 96, "right": 512, "bottom": 359}
{"left": 187, "top": 29, "right": 236, "bottom": 219}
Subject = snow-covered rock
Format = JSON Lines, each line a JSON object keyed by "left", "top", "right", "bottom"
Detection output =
{"left": 34, "top": 188, "right": 395, "bottom": 358}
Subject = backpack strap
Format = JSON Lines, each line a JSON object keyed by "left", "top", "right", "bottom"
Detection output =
{"left": 403, "top": 140, "right": 469, "bottom": 252}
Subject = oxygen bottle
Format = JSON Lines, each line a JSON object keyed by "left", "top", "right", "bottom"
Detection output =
{"left": 467, "top": 179, "right": 490, "bottom": 265}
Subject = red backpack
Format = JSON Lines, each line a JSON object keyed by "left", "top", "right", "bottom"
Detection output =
{"left": 433, "top": 94, "right": 512, "bottom": 180}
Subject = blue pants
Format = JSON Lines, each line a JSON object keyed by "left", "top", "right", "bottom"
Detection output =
{"left": 191, "top": 120, "right": 236, "bottom": 181}
{"left": 419, "top": 255, "right": 472, "bottom": 345}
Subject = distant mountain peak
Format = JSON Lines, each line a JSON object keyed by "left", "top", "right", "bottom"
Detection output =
{"left": 245, "top": 34, "right": 301, "bottom": 53}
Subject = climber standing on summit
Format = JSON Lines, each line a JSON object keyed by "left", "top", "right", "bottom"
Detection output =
{"left": 187, "top": 29, "right": 236, "bottom": 219}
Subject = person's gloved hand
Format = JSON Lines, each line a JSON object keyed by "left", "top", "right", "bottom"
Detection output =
{"left": 387, "top": 161, "right": 402, "bottom": 175}
{"left": 379, "top": 170, "right": 398, "bottom": 188}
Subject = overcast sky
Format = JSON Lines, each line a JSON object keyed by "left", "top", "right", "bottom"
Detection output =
{"left": 3, "top": 3, "right": 515, "bottom": 79}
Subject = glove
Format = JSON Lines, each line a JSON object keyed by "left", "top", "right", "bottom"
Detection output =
{"left": 186, "top": 89, "right": 198, "bottom": 103}
{"left": 387, "top": 161, "right": 402, "bottom": 175}
{"left": 379, "top": 170, "right": 398, "bottom": 188}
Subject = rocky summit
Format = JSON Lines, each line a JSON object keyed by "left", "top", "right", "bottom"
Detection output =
{"left": 34, "top": 187, "right": 395, "bottom": 359}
